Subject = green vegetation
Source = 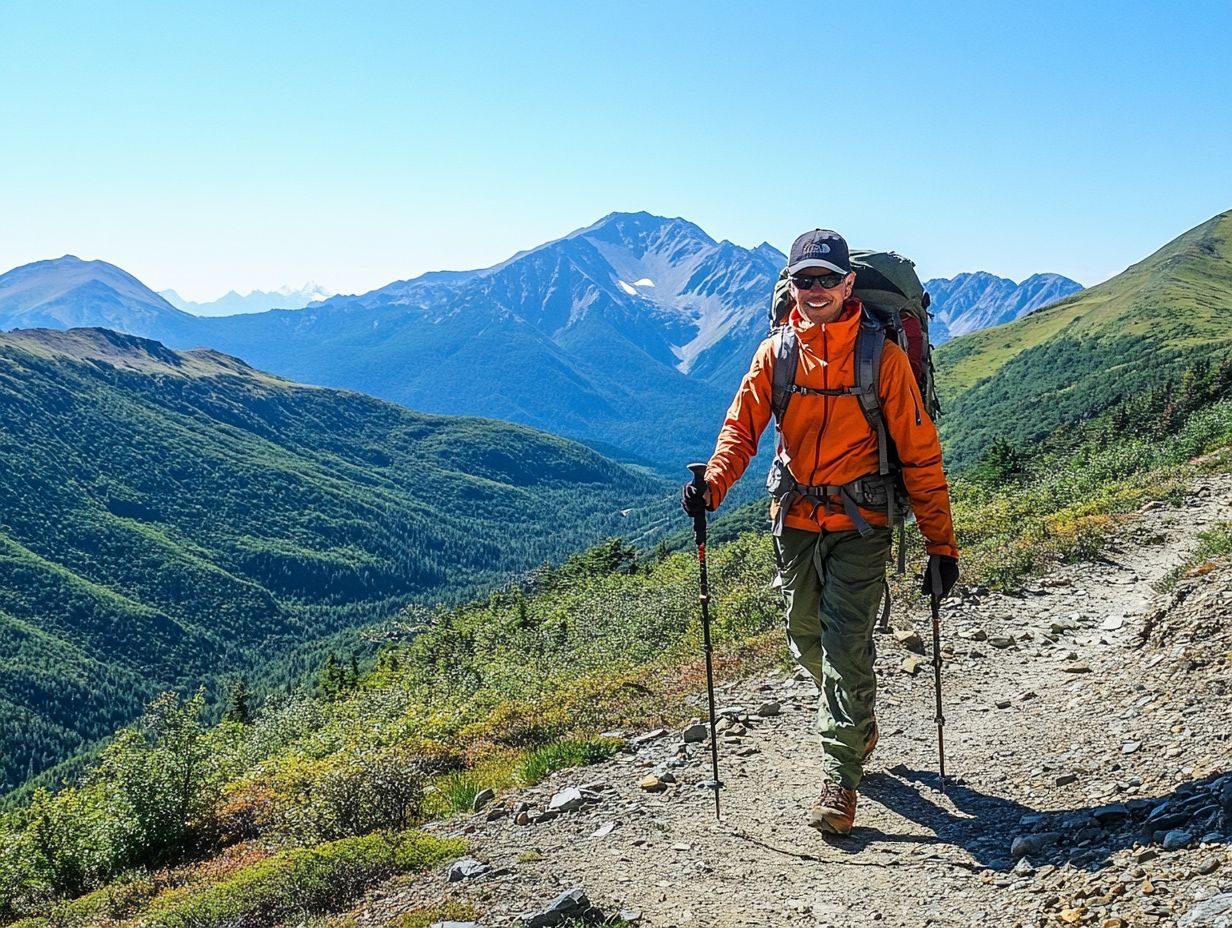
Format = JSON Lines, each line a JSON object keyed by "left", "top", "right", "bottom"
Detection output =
{"left": 935, "top": 210, "right": 1232, "bottom": 468}
{"left": 1155, "top": 520, "right": 1232, "bottom": 592}
{"left": 0, "top": 328, "right": 669, "bottom": 791}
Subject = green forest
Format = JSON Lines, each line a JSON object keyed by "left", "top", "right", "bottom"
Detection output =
{"left": 0, "top": 328, "right": 672, "bottom": 793}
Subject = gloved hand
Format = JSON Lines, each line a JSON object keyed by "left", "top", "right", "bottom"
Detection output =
{"left": 921, "top": 554, "right": 959, "bottom": 599}
{"left": 680, "top": 479, "right": 712, "bottom": 517}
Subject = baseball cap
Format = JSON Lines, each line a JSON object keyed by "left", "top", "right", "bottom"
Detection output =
{"left": 787, "top": 229, "right": 851, "bottom": 276}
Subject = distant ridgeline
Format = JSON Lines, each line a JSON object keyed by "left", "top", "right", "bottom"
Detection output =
{"left": 0, "top": 328, "right": 671, "bottom": 792}
{"left": 935, "top": 209, "right": 1232, "bottom": 469}
{"left": 0, "top": 213, "right": 1080, "bottom": 471}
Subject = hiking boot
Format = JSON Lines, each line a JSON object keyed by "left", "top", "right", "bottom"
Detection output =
{"left": 863, "top": 716, "right": 879, "bottom": 762}
{"left": 808, "top": 783, "right": 857, "bottom": 835}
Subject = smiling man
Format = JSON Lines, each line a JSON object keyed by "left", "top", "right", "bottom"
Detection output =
{"left": 681, "top": 229, "right": 959, "bottom": 835}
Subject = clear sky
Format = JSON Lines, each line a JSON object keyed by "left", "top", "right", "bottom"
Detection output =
{"left": 3, "top": 0, "right": 1230, "bottom": 301}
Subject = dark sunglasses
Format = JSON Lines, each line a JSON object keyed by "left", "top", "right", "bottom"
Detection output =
{"left": 790, "top": 272, "right": 847, "bottom": 291}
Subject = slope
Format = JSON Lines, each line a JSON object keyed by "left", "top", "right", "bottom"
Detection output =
{"left": 935, "top": 209, "right": 1232, "bottom": 468}
{"left": 0, "top": 327, "right": 670, "bottom": 792}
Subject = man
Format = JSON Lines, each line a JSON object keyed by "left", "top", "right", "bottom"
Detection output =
{"left": 682, "top": 229, "right": 959, "bottom": 835}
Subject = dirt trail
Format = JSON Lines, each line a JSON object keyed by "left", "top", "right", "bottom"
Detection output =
{"left": 387, "top": 476, "right": 1232, "bottom": 927}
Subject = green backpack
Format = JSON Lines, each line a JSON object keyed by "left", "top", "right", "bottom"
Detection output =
{"left": 769, "top": 250, "right": 940, "bottom": 422}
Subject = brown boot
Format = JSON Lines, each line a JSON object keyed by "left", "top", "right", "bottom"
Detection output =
{"left": 863, "top": 716, "right": 879, "bottom": 763}
{"left": 808, "top": 782, "right": 857, "bottom": 835}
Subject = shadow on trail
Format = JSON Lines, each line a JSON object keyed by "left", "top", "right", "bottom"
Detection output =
{"left": 833, "top": 765, "right": 1231, "bottom": 872}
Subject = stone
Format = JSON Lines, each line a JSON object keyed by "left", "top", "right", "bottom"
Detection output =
{"left": 548, "top": 787, "right": 587, "bottom": 814}
{"left": 523, "top": 888, "right": 591, "bottom": 928}
{"left": 1178, "top": 893, "right": 1232, "bottom": 927}
{"left": 486, "top": 805, "right": 508, "bottom": 821}
{"left": 900, "top": 655, "right": 925, "bottom": 675}
{"left": 717, "top": 705, "right": 746, "bottom": 718}
{"left": 1013, "top": 857, "right": 1036, "bottom": 875}
{"left": 447, "top": 857, "right": 490, "bottom": 882}
{"left": 681, "top": 723, "right": 709, "bottom": 743}
{"left": 893, "top": 629, "right": 924, "bottom": 651}
{"left": 995, "top": 699, "right": 1012, "bottom": 709}
{"left": 1163, "top": 829, "right": 1194, "bottom": 851}
{"left": 1055, "top": 773, "right": 1079, "bottom": 787}
{"left": 1092, "top": 803, "right": 1131, "bottom": 825}
{"left": 618, "top": 910, "right": 643, "bottom": 924}
{"left": 756, "top": 700, "right": 781, "bottom": 717}
{"left": 471, "top": 787, "right": 495, "bottom": 812}
{"left": 590, "top": 821, "right": 617, "bottom": 839}
{"left": 515, "top": 811, "right": 530, "bottom": 825}
{"left": 1196, "top": 855, "right": 1222, "bottom": 875}
{"left": 1063, "top": 661, "right": 1092, "bottom": 673}
{"left": 1122, "top": 740, "right": 1142, "bottom": 754}
{"left": 1135, "top": 847, "right": 1159, "bottom": 863}
{"left": 632, "top": 728, "right": 667, "bottom": 745}
{"left": 639, "top": 775, "right": 668, "bottom": 792}
{"left": 989, "top": 636, "right": 1016, "bottom": 649}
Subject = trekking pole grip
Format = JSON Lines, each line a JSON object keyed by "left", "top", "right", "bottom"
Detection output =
{"left": 687, "top": 463, "right": 708, "bottom": 546}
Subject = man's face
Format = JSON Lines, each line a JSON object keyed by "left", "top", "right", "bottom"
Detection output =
{"left": 790, "top": 269, "right": 855, "bottom": 326}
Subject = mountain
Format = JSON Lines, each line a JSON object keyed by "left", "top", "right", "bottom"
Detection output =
{"left": 0, "top": 326, "right": 669, "bottom": 791}
{"left": 925, "top": 271, "right": 1083, "bottom": 343}
{"left": 160, "top": 283, "right": 333, "bottom": 316}
{"left": 934, "top": 209, "right": 1232, "bottom": 467}
{"left": 0, "top": 256, "right": 198, "bottom": 342}
{"left": 0, "top": 219, "right": 1088, "bottom": 471}
{"left": 171, "top": 212, "right": 786, "bottom": 468}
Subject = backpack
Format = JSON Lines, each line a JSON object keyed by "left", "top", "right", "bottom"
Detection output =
{"left": 765, "top": 251, "right": 937, "bottom": 626}
{"left": 769, "top": 250, "right": 939, "bottom": 421}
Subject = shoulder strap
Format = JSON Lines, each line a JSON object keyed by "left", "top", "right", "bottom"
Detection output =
{"left": 853, "top": 313, "right": 890, "bottom": 476}
{"left": 770, "top": 325, "right": 799, "bottom": 426}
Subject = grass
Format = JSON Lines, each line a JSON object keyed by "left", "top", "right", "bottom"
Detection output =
{"left": 1155, "top": 520, "right": 1232, "bottom": 592}
{"left": 389, "top": 902, "right": 479, "bottom": 927}
{"left": 137, "top": 831, "right": 464, "bottom": 928}
{"left": 517, "top": 737, "right": 623, "bottom": 785}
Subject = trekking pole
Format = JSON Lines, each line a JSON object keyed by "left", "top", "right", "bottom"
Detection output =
{"left": 687, "top": 463, "right": 723, "bottom": 819}
{"left": 929, "top": 560, "right": 946, "bottom": 790}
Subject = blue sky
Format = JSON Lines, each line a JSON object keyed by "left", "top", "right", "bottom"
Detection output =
{"left": 3, "top": 0, "right": 1230, "bottom": 300}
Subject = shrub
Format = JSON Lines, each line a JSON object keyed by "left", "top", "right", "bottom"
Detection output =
{"left": 141, "top": 831, "right": 464, "bottom": 928}
{"left": 259, "top": 746, "right": 427, "bottom": 844}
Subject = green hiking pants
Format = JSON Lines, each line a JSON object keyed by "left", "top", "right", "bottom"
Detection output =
{"left": 775, "top": 525, "right": 890, "bottom": 789}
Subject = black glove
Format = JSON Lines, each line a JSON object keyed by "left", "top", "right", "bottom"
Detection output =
{"left": 681, "top": 480, "right": 711, "bottom": 517}
{"left": 921, "top": 554, "right": 959, "bottom": 598}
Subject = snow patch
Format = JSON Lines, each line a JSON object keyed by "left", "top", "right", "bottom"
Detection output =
{"left": 633, "top": 278, "right": 655, "bottom": 288}
{"left": 617, "top": 280, "right": 638, "bottom": 296}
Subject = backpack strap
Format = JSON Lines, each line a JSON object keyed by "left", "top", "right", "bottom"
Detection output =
{"left": 770, "top": 325, "right": 800, "bottom": 426}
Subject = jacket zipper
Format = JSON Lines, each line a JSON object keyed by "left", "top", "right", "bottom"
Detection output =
{"left": 813, "top": 323, "right": 829, "bottom": 485}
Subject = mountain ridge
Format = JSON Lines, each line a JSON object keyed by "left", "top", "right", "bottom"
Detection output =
{"left": 0, "top": 325, "right": 670, "bottom": 790}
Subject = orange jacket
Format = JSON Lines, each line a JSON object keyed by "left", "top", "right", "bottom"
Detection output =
{"left": 706, "top": 298, "right": 959, "bottom": 559}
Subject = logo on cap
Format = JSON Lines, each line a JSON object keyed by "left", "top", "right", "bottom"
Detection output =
{"left": 806, "top": 244, "right": 831, "bottom": 255}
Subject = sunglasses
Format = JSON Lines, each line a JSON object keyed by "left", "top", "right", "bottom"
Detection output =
{"left": 790, "top": 272, "right": 847, "bottom": 291}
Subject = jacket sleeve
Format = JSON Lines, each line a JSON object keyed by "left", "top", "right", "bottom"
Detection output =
{"left": 705, "top": 338, "right": 775, "bottom": 509}
{"left": 878, "top": 343, "right": 959, "bottom": 559}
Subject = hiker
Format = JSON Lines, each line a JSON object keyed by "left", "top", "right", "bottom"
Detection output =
{"left": 681, "top": 229, "right": 959, "bottom": 835}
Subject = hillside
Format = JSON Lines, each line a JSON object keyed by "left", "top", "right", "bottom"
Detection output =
{"left": 935, "top": 209, "right": 1232, "bottom": 468}
{"left": 0, "top": 327, "right": 670, "bottom": 791}
{"left": 5, "top": 384, "right": 1232, "bottom": 924}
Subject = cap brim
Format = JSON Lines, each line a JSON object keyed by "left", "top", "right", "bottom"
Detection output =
{"left": 787, "top": 259, "right": 848, "bottom": 275}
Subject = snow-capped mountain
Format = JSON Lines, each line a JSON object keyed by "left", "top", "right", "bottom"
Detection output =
{"left": 159, "top": 283, "right": 333, "bottom": 317}
{"left": 925, "top": 272, "right": 1082, "bottom": 343}
{"left": 0, "top": 217, "right": 1079, "bottom": 469}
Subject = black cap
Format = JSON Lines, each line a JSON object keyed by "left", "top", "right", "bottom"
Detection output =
{"left": 787, "top": 229, "right": 851, "bottom": 276}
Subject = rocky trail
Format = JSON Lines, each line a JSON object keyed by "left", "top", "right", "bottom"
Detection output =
{"left": 371, "top": 477, "right": 1232, "bottom": 927}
